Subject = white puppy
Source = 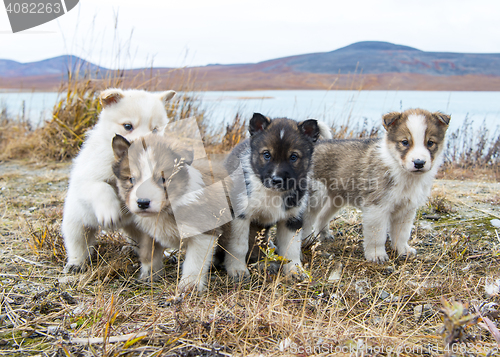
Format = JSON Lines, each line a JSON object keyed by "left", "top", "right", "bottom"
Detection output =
{"left": 62, "top": 89, "right": 175, "bottom": 273}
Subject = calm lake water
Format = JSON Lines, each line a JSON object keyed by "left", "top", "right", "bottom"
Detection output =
{"left": 1, "top": 90, "right": 500, "bottom": 133}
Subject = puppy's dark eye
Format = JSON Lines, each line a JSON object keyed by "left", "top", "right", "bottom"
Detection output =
{"left": 129, "top": 177, "right": 135, "bottom": 185}
{"left": 123, "top": 123, "right": 133, "bottom": 131}
{"left": 427, "top": 140, "right": 435, "bottom": 147}
{"left": 263, "top": 151, "right": 271, "bottom": 161}
{"left": 290, "top": 153, "right": 298, "bottom": 162}
{"left": 401, "top": 140, "right": 409, "bottom": 147}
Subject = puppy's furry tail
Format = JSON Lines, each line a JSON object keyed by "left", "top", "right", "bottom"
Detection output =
{"left": 317, "top": 121, "right": 333, "bottom": 140}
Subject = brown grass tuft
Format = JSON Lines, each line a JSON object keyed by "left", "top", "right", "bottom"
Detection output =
{"left": 0, "top": 71, "right": 212, "bottom": 162}
{"left": 428, "top": 194, "right": 455, "bottom": 214}
{"left": 330, "top": 117, "right": 380, "bottom": 140}
{"left": 27, "top": 221, "right": 66, "bottom": 264}
{"left": 210, "top": 112, "right": 247, "bottom": 153}
{"left": 0, "top": 73, "right": 114, "bottom": 161}
{"left": 41, "top": 77, "right": 103, "bottom": 160}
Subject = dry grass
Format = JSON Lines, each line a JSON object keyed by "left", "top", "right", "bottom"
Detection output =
{"left": 210, "top": 113, "right": 248, "bottom": 154}
{"left": 0, "top": 72, "right": 109, "bottom": 161}
{"left": 1, "top": 165, "right": 500, "bottom": 356}
{"left": 440, "top": 117, "right": 500, "bottom": 182}
{"left": 0, "top": 67, "right": 216, "bottom": 162}
{"left": 330, "top": 117, "right": 380, "bottom": 140}
{"left": 427, "top": 194, "right": 456, "bottom": 215}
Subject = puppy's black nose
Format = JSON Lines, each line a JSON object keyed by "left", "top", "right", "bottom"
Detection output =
{"left": 413, "top": 159, "right": 426, "bottom": 169}
{"left": 271, "top": 175, "right": 284, "bottom": 188}
{"left": 137, "top": 198, "right": 150, "bottom": 209}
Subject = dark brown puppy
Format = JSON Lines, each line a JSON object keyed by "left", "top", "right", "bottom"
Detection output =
{"left": 223, "top": 113, "right": 321, "bottom": 278}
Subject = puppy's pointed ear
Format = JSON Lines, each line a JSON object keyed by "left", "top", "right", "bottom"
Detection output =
{"left": 382, "top": 112, "right": 402, "bottom": 130}
{"left": 100, "top": 89, "right": 124, "bottom": 108}
{"left": 249, "top": 113, "right": 271, "bottom": 136}
{"left": 299, "top": 119, "right": 320, "bottom": 142}
{"left": 317, "top": 120, "right": 333, "bottom": 140}
{"left": 112, "top": 134, "right": 131, "bottom": 160}
{"left": 159, "top": 90, "right": 176, "bottom": 104}
{"left": 433, "top": 112, "right": 451, "bottom": 126}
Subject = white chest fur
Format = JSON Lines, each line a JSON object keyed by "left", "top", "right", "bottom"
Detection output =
{"left": 244, "top": 172, "right": 304, "bottom": 225}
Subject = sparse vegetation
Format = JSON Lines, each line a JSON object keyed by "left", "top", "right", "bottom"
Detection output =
{"left": 427, "top": 194, "right": 455, "bottom": 215}
{"left": 0, "top": 68, "right": 214, "bottom": 161}
{"left": 1, "top": 166, "right": 500, "bottom": 355}
{"left": 440, "top": 116, "right": 500, "bottom": 182}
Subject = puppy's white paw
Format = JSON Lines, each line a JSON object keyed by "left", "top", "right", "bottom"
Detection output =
{"left": 138, "top": 264, "right": 164, "bottom": 282}
{"left": 178, "top": 275, "right": 206, "bottom": 293}
{"left": 397, "top": 244, "right": 417, "bottom": 258}
{"left": 94, "top": 196, "right": 122, "bottom": 228}
{"left": 283, "top": 262, "right": 298, "bottom": 275}
{"left": 226, "top": 261, "right": 250, "bottom": 281}
{"left": 64, "top": 246, "right": 96, "bottom": 273}
{"left": 319, "top": 228, "right": 334, "bottom": 241}
{"left": 365, "top": 250, "right": 389, "bottom": 264}
{"left": 63, "top": 262, "right": 87, "bottom": 274}
{"left": 284, "top": 263, "right": 309, "bottom": 281}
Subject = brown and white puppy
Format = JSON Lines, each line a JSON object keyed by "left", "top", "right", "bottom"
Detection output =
{"left": 112, "top": 132, "right": 225, "bottom": 292}
{"left": 222, "top": 113, "right": 322, "bottom": 278}
{"left": 302, "top": 108, "right": 450, "bottom": 262}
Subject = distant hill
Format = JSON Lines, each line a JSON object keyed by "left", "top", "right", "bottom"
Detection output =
{"left": 238, "top": 41, "right": 500, "bottom": 76}
{"left": 2, "top": 42, "right": 500, "bottom": 91}
{"left": 0, "top": 55, "right": 105, "bottom": 77}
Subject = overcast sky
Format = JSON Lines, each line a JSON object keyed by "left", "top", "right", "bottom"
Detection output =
{"left": 1, "top": 0, "right": 500, "bottom": 69}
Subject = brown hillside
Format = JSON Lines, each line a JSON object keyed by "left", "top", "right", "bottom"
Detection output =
{"left": 2, "top": 67, "right": 500, "bottom": 91}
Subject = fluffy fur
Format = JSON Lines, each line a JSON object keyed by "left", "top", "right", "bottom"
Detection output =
{"left": 222, "top": 113, "right": 321, "bottom": 278}
{"left": 62, "top": 89, "right": 176, "bottom": 273}
{"left": 112, "top": 132, "right": 223, "bottom": 292}
{"left": 303, "top": 108, "right": 450, "bottom": 262}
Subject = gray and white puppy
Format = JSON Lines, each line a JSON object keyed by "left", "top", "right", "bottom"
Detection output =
{"left": 112, "top": 132, "right": 224, "bottom": 292}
